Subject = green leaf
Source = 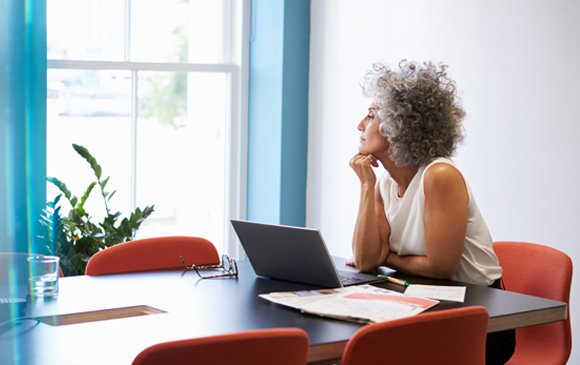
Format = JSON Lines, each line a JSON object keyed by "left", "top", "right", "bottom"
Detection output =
{"left": 73, "top": 144, "right": 102, "bottom": 179}
{"left": 47, "top": 177, "right": 73, "bottom": 202}
{"left": 107, "top": 190, "right": 117, "bottom": 201}
{"left": 101, "top": 176, "right": 110, "bottom": 190}
{"left": 79, "top": 182, "right": 96, "bottom": 208}
{"left": 142, "top": 205, "right": 155, "bottom": 219}
{"left": 74, "top": 204, "right": 87, "bottom": 217}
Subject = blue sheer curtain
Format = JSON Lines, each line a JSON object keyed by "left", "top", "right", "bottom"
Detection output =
{"left": 0, "top": 0, "right": 47, "bottom": 254}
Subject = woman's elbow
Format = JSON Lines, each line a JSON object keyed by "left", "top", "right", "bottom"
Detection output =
{"left": 429, "top": 263, "right": 459, "bottom": 279}
{"left": 354, "top": 257, "right": 380, "bottom": 273}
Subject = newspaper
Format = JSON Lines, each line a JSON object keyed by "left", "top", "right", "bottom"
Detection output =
{"left": 405, "top": 284, "right": 466, "bottom": 303}
{"left": 260, "top": 284, "right": 439, "bottom": 323}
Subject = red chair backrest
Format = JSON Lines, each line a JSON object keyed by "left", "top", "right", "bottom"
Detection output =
{"left": 494, "top": 241, "right": 572, "bottom": 364}
{"left": 85, "top": 236, "right": 220, "bottom": 275}
{"left": 341, "top": 306, "right": 489, "bottom": 365}
{"left": 131, "top": 328, "right": 309, "bottom": 365}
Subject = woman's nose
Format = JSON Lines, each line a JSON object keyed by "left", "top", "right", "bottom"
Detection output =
{"left": 357, "top": 119, "right": 366, "bottom": 131}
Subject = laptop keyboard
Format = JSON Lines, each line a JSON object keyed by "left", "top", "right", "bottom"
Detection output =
{"left": 338, "top": 270, "right": 375, "bottom": 286}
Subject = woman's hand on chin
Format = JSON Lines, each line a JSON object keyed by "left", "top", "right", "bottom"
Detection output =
{"left": 349, "top": 153, "right": 378, "bottom": 185}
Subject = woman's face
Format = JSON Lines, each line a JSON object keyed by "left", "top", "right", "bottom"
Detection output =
{"left": 357, "top": 104, "right": 389, "bottom": 156}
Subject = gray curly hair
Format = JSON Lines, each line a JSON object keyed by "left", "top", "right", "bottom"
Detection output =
{"left": 361, "top": 60, "right": 465, "bottom": 166}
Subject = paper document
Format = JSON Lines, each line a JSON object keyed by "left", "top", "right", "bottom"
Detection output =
{"left": 260, "top": 284, "right": 439, "bottom": 323}
{"left": 404, "top": 284, "right": 466, "bottom": 303}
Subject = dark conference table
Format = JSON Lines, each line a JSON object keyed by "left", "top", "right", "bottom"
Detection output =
{"left": 0, "top": 259, "right": 567, "bottom": 365}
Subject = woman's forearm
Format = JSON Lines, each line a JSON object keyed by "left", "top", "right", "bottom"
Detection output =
{"left": 386, "top": 253, "right": 458, "bottom": 279}
{"left": 352, "top": 183, "right": 387, "bottom": 272}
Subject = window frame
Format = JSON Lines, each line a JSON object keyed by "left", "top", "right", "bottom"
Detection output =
{"left": 46, "top": 0, "right": 249, "bottom": 255}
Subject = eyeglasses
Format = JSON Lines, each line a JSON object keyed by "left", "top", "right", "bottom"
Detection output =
{"left": 179, "top": 254, "right": 238, "bottom": 280}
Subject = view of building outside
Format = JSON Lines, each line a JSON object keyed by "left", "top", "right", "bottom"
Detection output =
{"left": 46, "top": 0, "right": 236, "bottom": 250}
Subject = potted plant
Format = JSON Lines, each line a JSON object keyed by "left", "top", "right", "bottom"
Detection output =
{"left": 40, "top": 144, "right": 155, "bottom": 276}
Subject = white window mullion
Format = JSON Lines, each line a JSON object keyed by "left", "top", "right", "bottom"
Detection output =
{"left": 127, "top": 0, "right": 136, "bottom": 211}
{"left": 47, "top": 60, "right": 236, "bottom": 73}
{"left": 225, "top": 0, "right": 250, "bottom": 259}
{"left": 223, "top": 0, "right": 234, "bottom": 256}
{"left": 124, "top": 0, "right": 131, "bottom": 62}
{"left": 223, "top": 0, "right": 233, "bottom": 63}
{"left": 130, "top": 70, "right": 138, "bottom": 211}
{"left": 225, "top": 69, "right": 245, "bottom": 259}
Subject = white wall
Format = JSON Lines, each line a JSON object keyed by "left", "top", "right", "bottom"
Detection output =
{"left": 307, "top": 0, "right": 580, "bottom": 362}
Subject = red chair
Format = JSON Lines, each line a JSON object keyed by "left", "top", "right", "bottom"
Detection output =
{"left": 341, "top": 306, "right": 489, "bottom": 365}
{"left": 85, "top": 236, "right": 220, "bottom": 275}
{"left": 494, "top": 241, "right": 572, "bottom": 365}
{"left": 131, "top": 328, "right": 309, "bottom": 365}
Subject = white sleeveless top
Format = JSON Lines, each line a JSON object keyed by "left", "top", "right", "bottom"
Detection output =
{"left": 378, "top": 157, "right": 502, "bottom": 285}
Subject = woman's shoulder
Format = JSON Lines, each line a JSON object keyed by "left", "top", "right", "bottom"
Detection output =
{"left": 424, "top": 157, "right": 461, "bottom": 176}
{"left": 425, "top": 157, "right": 456, "bottom": 169}
{"left": 422, "top": 158, "right": 466, "bottom": 192}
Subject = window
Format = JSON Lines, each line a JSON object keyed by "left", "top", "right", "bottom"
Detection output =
{"left": 46, "top": 0, "right": 248, "bottom": 253}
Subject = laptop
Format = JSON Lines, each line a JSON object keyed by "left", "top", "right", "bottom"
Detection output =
{"left": 230, "top": 219, "right": 385, "bottom": 288}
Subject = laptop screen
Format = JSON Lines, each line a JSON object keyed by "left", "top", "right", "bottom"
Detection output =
{"left": 231, "top": 220, "right": 380, "bottom": 288}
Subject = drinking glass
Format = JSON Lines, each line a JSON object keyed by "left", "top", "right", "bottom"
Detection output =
{"left": 27, "top": 255, "right": 60, "bottom": 299}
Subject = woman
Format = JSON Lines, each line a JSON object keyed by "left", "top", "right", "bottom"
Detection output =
{"left": 349, "top": 60, "right": 514, "bottom": 365}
